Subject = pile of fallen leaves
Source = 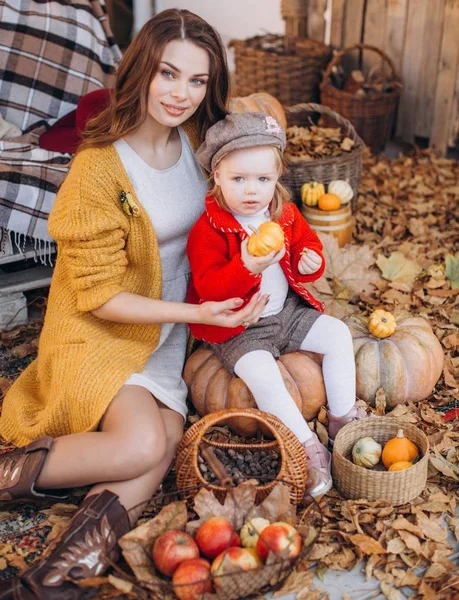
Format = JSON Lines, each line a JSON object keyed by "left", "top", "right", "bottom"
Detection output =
{"left": 0, "top": 148, "right": 458, "bottom": 599}
{"left": 284, "top": 125, "right": 356, "bottom": 162}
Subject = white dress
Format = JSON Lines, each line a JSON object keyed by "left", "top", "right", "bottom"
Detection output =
{"left": 114, "top": 128, "right": 208, "bottom": 420}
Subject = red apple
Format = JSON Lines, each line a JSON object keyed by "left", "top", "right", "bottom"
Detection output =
{"left": 172, "top": 558, "right": 212, "bottom": 600}
{"left": 256, "top": 522, "right": 302, "bottom": 563}
{"left": 211, "top": 546, "right": 261, "bottom": 589}
{"left": 195, "top": 516, "right": 237, "bottom": 559}
{"left": 152, "top": 530, "right": 199, "bottom": 577}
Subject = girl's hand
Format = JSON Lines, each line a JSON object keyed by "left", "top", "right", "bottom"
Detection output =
{"left": 241, "top": 238, "right": 286, "bottom": 275}
{"left": 197, "top": 293, "right": 269, "bottom": 328}
{"left": 298, "top": 248, "right": 322, "bottom": 275}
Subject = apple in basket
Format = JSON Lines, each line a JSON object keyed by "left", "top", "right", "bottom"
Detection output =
{"left": 172, "top": 557, "right": 212, "bottom": 600}
{"left": 152, "top": 530, "right": 200, "bottom": 577}
{"left": 195, "top": 516, "right": 240, "bottom": 559}
{"left": 210, "top": 546, "right": 262, "bottom": 589}
{"left": 256, "top": 522, "right": 302, "bottom": 563}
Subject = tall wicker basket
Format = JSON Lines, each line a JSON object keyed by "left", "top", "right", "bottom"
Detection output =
{"left": 229, "top": 0, "right": 331, "bottom": 106}
{"left": 320, "top": 44, "right": 402, "bottom": 154}
{"left": 230, "top": 35, "right": 332, "bottom": 106}
{"left": 281, "top": 102, "right": 364, "bottom": 210}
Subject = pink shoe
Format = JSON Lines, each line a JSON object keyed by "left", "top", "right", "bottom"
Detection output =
{"left": 302, "top": 434, "right": 332, "bottom": 498}
{"left": 328, "top": 405, "right": 369, "bottom": 441}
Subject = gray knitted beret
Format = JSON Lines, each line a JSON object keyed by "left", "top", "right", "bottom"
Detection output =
{"left": 196, "top": 112, "right": 286, "bottom": 172}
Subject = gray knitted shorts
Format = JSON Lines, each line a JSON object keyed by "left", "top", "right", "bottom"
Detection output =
{"left": 210, "top": 293, "right": 321, "bottom": 372}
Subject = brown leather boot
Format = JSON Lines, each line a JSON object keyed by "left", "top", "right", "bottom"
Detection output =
{"left": 0, "top": 489, "right": 131, "bottom": 599}
{"left": 0, "top": 437, "right": 69, "bottom": 503}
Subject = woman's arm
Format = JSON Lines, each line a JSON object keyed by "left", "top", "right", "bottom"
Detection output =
{"left": 92, "top": 291, "right": 268, "bottom": 328}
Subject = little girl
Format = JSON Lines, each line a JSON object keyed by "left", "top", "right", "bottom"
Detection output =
{"left": 187, "top": 112, "right": 367, "bottom": 497}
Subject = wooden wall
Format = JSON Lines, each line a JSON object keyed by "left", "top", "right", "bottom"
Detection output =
{"left": 305, "top": 0, "right": 459, "bottom": 155}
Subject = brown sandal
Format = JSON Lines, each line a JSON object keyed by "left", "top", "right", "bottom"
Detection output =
{"left": 0, "top": 489, "right": 131, "bottom": 599}
{"left": 0, "top": 437, "right": 69, "bottom": 503}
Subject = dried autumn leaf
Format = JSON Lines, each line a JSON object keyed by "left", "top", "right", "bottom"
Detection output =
{"left": 424, "top": 562, "right": 448, "bottom": 579}
{"left": 76, "top": 576, "right": 110, "bottom": 589}
{"left": 11, "top": 342, "right": 36, "bottom": 359}
{"left": 430, "top": 448, "right": 459, "bottom": 481}
{"left": 413, "top": 509, "right": 448, "bottom": 543}
{"left": 119, "top": 501, "right": 188, "bottom": 585}
{"left": 376, "top": 251, "right": 423, "bottom": 289}
{"left": 348, "top": 534, "right": 386, "bottom": 555}
{"left": 246, "top": 482, "right": 294, "bottom": 523}
{"left": 187, "top": 481, "right": 257, "bottom": 533}
{"left": 386, "top": 537, "right": 406, "bottom": 554}
{"left": 380, "top": 581, "right": 403, "bottom": 600}
{"left": 445, "top": 254, "right": 459, "bottom": 289}
{"left": 272, "top": 570, "right": 314, "bottom": 597}
{"left": 107, "top": 574, "right": 134, "bottom": 594}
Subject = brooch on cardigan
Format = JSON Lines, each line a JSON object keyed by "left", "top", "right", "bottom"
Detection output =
{"left": 120, "top": 191, "right": 140, "bottom": 217}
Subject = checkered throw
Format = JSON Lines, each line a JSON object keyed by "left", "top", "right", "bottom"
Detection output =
{"left": 0, "top": 0, "right": 121, "bottom": 255}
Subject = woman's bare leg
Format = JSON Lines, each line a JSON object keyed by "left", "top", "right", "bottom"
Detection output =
{"left": 88, "top": 400, "right": 184, "bottom": 523}
{"left": 36, "top": 385, "right": 180, "bottom": 490}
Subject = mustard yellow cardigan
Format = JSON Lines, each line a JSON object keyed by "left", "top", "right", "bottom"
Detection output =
{"left": 0, "top": 120, "right": 201, "bottom": 446}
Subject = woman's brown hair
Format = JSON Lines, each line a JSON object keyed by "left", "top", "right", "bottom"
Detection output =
{"left": 210, "top": 147, "right": 291, "bottom": 221}
{"left": 80, "top": 9, "right": 229, "bottom": 149}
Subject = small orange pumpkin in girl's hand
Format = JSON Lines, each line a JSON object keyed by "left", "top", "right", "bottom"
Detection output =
{"left": 382, "top": 429, "right": 419, "bottom": 469}
{"left": 317, "top": 193, "right": 341, "bottom": 211}
{"left": 247, "top": 222, "right": 284, "bottom": 257}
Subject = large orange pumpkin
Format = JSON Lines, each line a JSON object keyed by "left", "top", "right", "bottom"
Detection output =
{"left": 183, "top": 347, "right": 326, "bottom": 437}
{"left": 229, "top": 93, "right": 287, "bottom": 131}
{"left": 344, "top": 312, "right": 444, "bottom": 408}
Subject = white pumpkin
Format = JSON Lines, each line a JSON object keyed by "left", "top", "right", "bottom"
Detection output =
{"left": 328, "top": 180, "right": 353, "bottom": 204}
{"left": 352, "top": 437, "right": 382, "bottom": 469}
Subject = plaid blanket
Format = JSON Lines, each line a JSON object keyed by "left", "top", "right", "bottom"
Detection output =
{"left": 0, "top": 0, "right": 121, "bottom": 257}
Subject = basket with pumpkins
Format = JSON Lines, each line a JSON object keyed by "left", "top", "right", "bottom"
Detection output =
{"left": 332, "top": 416, "right": 429, "bottom": 506}
{"left": 300, "top": 179, "right": 354, "bottom": 248}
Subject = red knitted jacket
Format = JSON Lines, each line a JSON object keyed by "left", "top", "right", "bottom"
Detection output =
{"left": 186, "top": 195, "right": 325, "bottom": 343}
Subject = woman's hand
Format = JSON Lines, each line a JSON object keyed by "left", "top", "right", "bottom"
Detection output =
{"left": 197, "top": 293, "right": 269, "bottom": 328}
{"left": 241, "top": 238, "right": 286, "bottom": 275}
{"left": 298, "top": 248, "right": 322, "bottom": 275}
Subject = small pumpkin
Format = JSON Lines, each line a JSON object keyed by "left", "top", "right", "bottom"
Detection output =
{"left": 368, "top": 309, "right": 397, "bottom": 339}
{"left": 247, "top": 222, "right": 284, "bottom": 257}
{"left": 388, "top": 461, "right": 413, "bottom": 472}
{"left": 183, "top": 348, "right": 326, "bottom": 436}
{"left": 344, "top": 311, "right": 444, "bottom": 408}
{"left": 240, "top": 518, "right": 270, "bottom": 548}
{"left": 301, "top": 182, "right": 325, "bottom": 207}
{"left": 327, "top": 180, "right": 354, "bottom": 204}
{"left": 318, "top": 193, "right": 341, "bottom": 211}
{"left": 230, "top": 92, "right": 287, "bottom": 130}
{"left": 382, "top": 429, "right": 419, "bottom": 468}
{"left": 352, "top": 436, "right": 382, "bottom": 469}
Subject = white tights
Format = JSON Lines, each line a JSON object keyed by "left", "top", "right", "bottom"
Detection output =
{"left": 233, "top": 315, "right": 356, "bottom": 443}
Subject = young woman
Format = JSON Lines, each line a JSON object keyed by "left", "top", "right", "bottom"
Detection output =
{"left": 187, "top": 112, "right": 368, "bottom": 499}
{"left": 0, "top": 10, "right": 268, "bottom": 599}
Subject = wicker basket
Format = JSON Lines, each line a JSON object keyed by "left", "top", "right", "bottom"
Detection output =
{"left": 175, "top": 408, "right": 307, "bottom": 506}
{"left": 117, "top": 483, "right": 322, "bottom": 600}
{"left": 282, "top": 102, "right": 364, "bottom": 210}
{"left": 229, "top": 34, "right": 332, "bottom": 106}
{"left": 320, "top": 44, "right": 402, "bottom": 154}
{"left": 332, "top": 417, "right": 429, "bottom": 506}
